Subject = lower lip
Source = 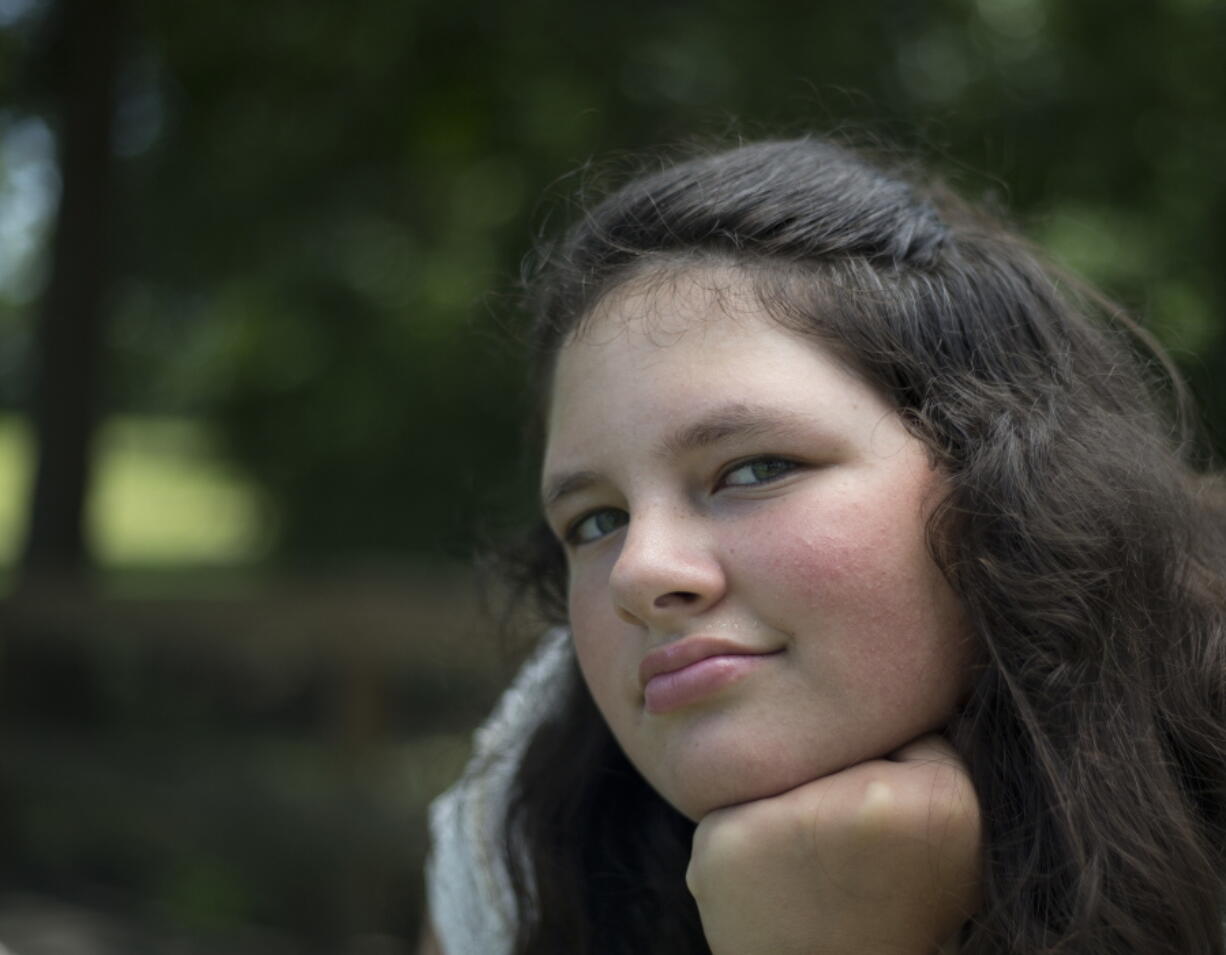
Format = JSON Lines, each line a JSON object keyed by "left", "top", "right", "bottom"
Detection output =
{"left": 643, "top": 654, "right": 776, "bottom": 714}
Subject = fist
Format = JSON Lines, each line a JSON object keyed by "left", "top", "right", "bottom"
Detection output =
{"left": 686, "top": 735, "right": 981, "bottom": 955}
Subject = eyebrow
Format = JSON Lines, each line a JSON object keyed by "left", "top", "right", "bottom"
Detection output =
{"left": 658, "top": 401, "right": 809, "bottom": 458}
{"left": 540, "top": 402, "right": 810, "bottom": 510}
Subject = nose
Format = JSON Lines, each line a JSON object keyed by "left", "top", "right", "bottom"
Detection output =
{"left": 608, "top": 506, "right": 726, "bottom": 629}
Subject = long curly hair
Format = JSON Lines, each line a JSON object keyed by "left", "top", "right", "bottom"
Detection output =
{"left": 498, "top": 138, "right": 1226, "bottom": 954}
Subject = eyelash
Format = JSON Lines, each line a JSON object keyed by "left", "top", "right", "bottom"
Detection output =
{"left": 718, "top": 455, "right": 801, "bottom": 489}
{"left": 562, "top": 455, "right": 802, "bottom": 547}
{"left": 565, "top": 508, "right": 628, "bottom": 546}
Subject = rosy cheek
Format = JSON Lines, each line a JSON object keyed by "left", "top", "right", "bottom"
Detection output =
{"left": 748, "top": 493, "right": 936, "bottom": 645}
{"left": 752, "top": 504, "right": 879, "bottom": 598}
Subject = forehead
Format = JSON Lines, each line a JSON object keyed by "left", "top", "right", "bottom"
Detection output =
{"left": 568, "top": 264, "right": 767, "bottom": 344}
{"left": 549, "top": 270, "right": 780, "bottom": 430}
{"left": 553, "top": 261, "right": 870, "bottom": 388}
{"left": 543, "top": 268, "right": 884, "bottom": 465}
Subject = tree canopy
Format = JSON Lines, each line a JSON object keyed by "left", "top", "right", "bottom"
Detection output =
{"left": 3, "top": 0, "right": 1223, "bottom": 568}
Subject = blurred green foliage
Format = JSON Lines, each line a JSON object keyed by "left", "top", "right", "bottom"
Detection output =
{"left": 4, "top": 0, "right": 1224, "bottom": 564}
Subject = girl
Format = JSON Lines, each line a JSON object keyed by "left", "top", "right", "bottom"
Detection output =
{"left": 423, "top": 137, "right": 1226, "bottom": 954}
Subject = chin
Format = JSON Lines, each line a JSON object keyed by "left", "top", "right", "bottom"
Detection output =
{"left": 647, "top": 742, "right": 845, "bottom": 821}
{"left": 637, "top": 717, "right": 948, "bottom": 820}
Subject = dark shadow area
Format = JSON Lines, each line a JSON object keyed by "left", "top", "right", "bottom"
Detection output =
{"left": 0, "top": 568, "right": 531, "bottom": 953}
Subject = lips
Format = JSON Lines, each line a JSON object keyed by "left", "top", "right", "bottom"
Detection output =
{"left": 639, "top": 637, "right": 779, "bottom": 714}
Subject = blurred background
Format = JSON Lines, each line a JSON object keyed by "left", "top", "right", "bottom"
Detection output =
{"left": 0, "top": 0, "right": 1222, "bottom": 951}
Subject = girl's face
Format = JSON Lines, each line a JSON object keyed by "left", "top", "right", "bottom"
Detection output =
{"left": 542, "top": 270, "right": 973, "bottom": 820}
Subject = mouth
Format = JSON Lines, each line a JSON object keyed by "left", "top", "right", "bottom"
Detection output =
{"left": 639, "top": 636, "right": 780, "bottom": 714}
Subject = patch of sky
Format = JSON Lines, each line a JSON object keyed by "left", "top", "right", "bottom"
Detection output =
{"left": 0, "top": 116, "right": 58, "bottom": 303}
{"left": 0, "top": 0, "right": 41, "bottom": 28}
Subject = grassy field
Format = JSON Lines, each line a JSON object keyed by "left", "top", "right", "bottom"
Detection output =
{"left": 0, "top": 413, "right": 273, "bottom": 575}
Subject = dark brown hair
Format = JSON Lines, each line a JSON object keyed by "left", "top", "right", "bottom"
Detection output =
{"left": 500, "top": 138, "right": 1226, "bottom": 954}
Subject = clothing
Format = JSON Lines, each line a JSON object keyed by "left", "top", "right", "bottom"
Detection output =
{"left": 426, "top": 629, "right": 572, "bottom": 955}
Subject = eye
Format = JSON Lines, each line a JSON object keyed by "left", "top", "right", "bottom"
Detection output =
{"left": 720, "top": 456, "right": 800, "bottom": 488}
{"left": 567, "top": 507, "right": 628, "bottom": 545}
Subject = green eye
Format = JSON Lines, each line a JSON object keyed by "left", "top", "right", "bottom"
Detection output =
{"left": 568, "top": 508, "right": 628, "bottom": 544}
{"left": 722, "top": 457, "right": 798, "bottom": 487}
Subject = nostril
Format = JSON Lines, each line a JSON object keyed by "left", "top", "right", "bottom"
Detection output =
{"left": 653, "top": 591, "right": 699, "bottom": 608}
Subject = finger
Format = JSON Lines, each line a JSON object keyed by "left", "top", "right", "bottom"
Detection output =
{"left": 885, "top": 734, "right": 981, "bottom": 853}
{"left": 888, "top": 732, "right": 965, "bottom": 768}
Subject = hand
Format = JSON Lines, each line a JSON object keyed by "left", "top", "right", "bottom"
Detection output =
{"left": 686, "top": 734, "right": 981, "bottom": 955}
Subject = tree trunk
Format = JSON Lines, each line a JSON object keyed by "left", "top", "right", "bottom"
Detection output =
{"left": 19, "top": 0, "right": 122, "bottom": 589}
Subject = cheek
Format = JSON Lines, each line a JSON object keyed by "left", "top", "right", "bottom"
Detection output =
{"left": 740, "top": 484, "right": 968, "bottom": 684}
{"left": 745, "top": 495, "right": 913, "bottom": 611}
{"left": 566, "top": 570, "right": 627, "bottom": 710}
